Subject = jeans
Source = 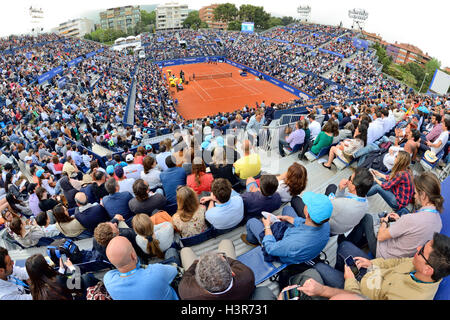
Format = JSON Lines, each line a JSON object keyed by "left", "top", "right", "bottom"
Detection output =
{"left": 366, "top": 183, "right": 399, "bottom": 211}
{"left": 246, "top": 206, "right": 298, "bottom": 245}
{"left": 345, "top": 214, "right": 378, "bottom": 257}
{"left": 354, "top": 143, "right": 380, "bottom": 167}
{"left": 164, "top": 247, "right": 181, "bottom": 267}
{"left": 313, "top": 241, "right": 370, "bottom": 289}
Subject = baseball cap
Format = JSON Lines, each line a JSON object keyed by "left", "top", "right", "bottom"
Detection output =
{"left": 145, "top": 145, "right": 152, "bottom": 150}
{"left": 24, "top": 156, "right": 33, "bottom": 162}
{"left": 302, "top": 192, "right": 333, "bottom": 224}
{"left": 36, "top": 169, "right": 45, "bottom": 178}
{"left": 126, "top": 154, "right": 134, "bottom": 162}
{"left": 106, "top": 165, "right": 114, "bottom": 175}
{"left": 114, "top": 166, "right": 124, "bottom": 178}
{"left": 216, "top": 136, "right": 224, "bottom": 147}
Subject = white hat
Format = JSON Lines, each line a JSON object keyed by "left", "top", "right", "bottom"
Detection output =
{"left": 424, "top": 151, "right": 438, "bottom": 164}
{"left": 126, "top": 154, "right": 134, "bottom": 162}
{"left": 24, "top": 156, "right": 33, "bottom": 162}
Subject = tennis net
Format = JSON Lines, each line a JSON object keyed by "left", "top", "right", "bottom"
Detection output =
{"left": 189, "top": 72, "right": 232, "bottom": 81}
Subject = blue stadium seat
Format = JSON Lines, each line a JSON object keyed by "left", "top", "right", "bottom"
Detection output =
{"left": 237, "top": 246, "right": 288, "bottom": 285}
{"left": 180, "top": 227, "right": 216, "bottom": 247}
{"left": 434, "top": 176, "right": 450, "bottom": 300}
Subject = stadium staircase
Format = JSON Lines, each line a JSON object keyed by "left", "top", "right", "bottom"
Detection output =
{"left": 322, "top": 50, "right": 359, "bottom": 78}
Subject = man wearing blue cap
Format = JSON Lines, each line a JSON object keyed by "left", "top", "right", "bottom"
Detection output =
{"left": 243, "top": 192, "right": 332, "bottom": 265}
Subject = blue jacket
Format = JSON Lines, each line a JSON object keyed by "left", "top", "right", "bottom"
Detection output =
{"left": 102, "top": 192, "right": 134, "bottom": 220}
{"left": 160, "top": 167, "right": 186, "bottom": 205}
{"left": 74, "top": 204, "right": 110, "bottom": 233}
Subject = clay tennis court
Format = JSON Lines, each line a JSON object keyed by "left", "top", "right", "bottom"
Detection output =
{"left": 162, "top": 62, "right": 300, "bottom": 120}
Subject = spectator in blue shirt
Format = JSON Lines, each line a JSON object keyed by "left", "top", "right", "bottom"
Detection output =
{"left": 159, "top": 156, "right": 187, "bottom": 210}
{"left": 201, "top": 178, "right": 244, "bottom": 230}
{"left": 102, "top": 178, "right": 135, "bottom": 226}
{"left": 103, "top": 236, "right": 179, "bottom": 300}
{"left": 243, "top": 192, "right": 332, "bottom": 265}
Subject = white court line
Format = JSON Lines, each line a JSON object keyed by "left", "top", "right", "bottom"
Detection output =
{"left": 190, "top": 82, "right": 207, "bottom": 102}
{"left": 215, "top": 64, "right": 263, "bottom": 96}
{"left": 195, "top": 81, "right": 214, "bottom": 100}
{"left": 212, "top": 78, "right": 223, "bottom": 87}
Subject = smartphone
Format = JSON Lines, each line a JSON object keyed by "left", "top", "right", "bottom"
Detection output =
{"left": 61, "top": 254, "right": 68, "bottom": 264}
{"left": 44, "top": 256, "right": 55, "bottom": 267}
{"left": 345, "top": 255, "right": 360, "bottom": 278}
{"left": 283, "top": 286, "right": 300, "bottom": 300}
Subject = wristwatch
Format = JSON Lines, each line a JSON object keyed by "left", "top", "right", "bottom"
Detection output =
{"left": 264, "top": 226, "right": 271, "bottom": 230}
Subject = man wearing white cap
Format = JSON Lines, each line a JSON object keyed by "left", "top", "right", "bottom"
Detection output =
{"left": 123, "top": 154, "right": 144, "bottom": 180}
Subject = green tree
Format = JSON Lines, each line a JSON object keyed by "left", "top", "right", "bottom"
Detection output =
{"left": 404, "top": 62, "right": 425, "bottom": 90}
{"left": 182, "top": 10, "right": 204, "bottom": 30}
{"left": 281, "top": 16, "right": 296, "bottom": 26}
{"left": 213, "top": 3, "right": 239, "bottom": 22}
{"left": 228, "top": 20, "right": 242, "bottom": 31}
{"left": 421, "top": 58, "right": 441, "bottom": 92}
{"left": 267, "top": 17, "right": 282, "bottom": 29}
{"left": 373, "top": 42, "right": 392, "bottom": 73}
{"left": 141, "top": 10, "right": 156, "bottom": 26}
{"left": 238, "top": 4, "right": 271, "bottom": 30}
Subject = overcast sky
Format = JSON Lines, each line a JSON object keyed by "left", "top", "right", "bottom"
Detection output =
{"left": 0, "top": 0, "right": 448, "bottom": 67}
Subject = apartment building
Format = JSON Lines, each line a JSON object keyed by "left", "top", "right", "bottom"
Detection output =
{"left": 199, "top": 4, "right": 228, "bottom": 30}
{"left": 156, "top": 2, "right": 189, "bottom": 30}
{"left": 100, "top": 5, "right": 141, "bottom": 34}
{"left": 56, "top": 18, "right": 95, "bottom": 38}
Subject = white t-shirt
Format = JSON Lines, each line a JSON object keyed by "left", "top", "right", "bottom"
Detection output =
{"left": 123, "top": 163, "right": 144, "bottom": 180}
{"left": 431, "top": 131, "right": 449, "bottom": 155}
{"left": 118, "top": 178, "right": 135, "bottom": 196}
{"left": 141, "top": 168, "right": 162, "bottom": 190}
{"left": 309, "top": 121, "right": 321, "bottom": 140}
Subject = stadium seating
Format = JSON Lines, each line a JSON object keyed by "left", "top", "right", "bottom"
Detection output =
{"left": 237, "top": 246, "right": 289, "bottom": 285}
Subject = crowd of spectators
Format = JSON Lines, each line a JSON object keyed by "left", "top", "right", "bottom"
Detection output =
{"left": 0, "top": 30, "right": 449, "bottom": 302}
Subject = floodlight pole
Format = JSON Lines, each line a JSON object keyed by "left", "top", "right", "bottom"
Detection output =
{"left": 297, "top": 5, "right": 311, "bottom": 23}
{"left": 419, "top": 73, "right": 429, "bottom": 93}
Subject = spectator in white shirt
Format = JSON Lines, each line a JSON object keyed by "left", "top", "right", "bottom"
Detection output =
{"left": 308, "top": 114, "right": 321, "bottom": 141}
{"left": 123, "top": 154, "right": 144, "bottom": 180}
{"left": 0, "top": 247, "right": 32, "bottom": 300}
{"left": 114, "top": 166, "right": 135, "bottom": 196}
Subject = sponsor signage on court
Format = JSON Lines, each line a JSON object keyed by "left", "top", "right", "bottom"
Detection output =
{"left": 156, "top": 56, "right": 226, "bottom": 67}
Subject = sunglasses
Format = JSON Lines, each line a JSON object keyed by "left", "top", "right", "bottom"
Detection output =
{"left": 418, "top": 241, "right": 433, "bottom": 268}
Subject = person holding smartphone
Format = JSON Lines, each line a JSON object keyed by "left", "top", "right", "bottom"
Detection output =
{"left": 309, "top": 232, "right": 450, "bottom": 300}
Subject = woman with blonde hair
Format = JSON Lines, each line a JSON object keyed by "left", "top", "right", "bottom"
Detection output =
{"left": 368, "top": 151, "right": 415, "bottom": 212}
{"left": 172, "top": 186, "right": 207, "bottom": 238}
{"left": 132, "top": 213, "right": 175, "bottom": 260}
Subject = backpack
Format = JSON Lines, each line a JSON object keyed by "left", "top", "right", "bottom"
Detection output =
{"left": 272, "top": 251, "right": 330, "bottom": 290}
{"left": 46, "top": 238, "right": 83, "bottom": 265}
